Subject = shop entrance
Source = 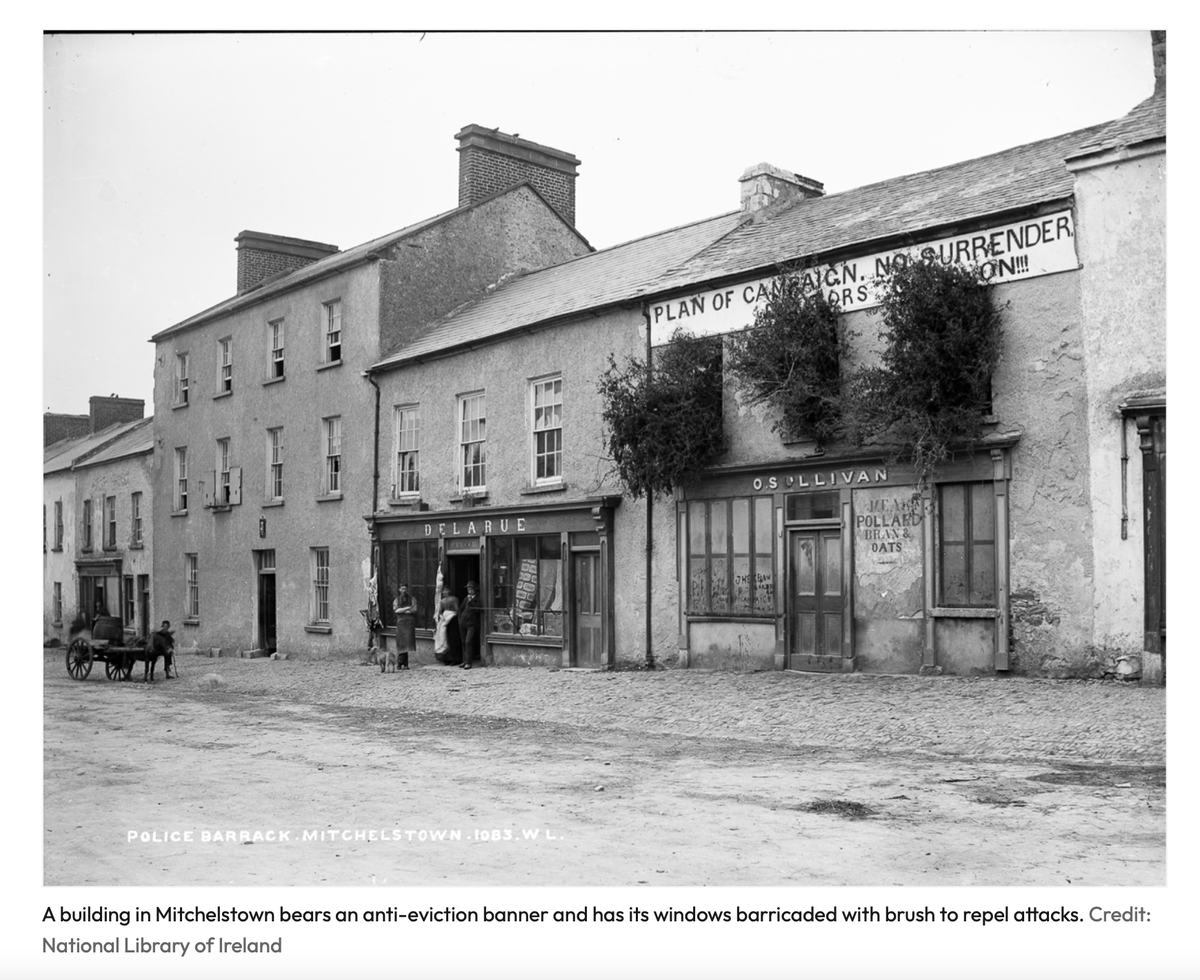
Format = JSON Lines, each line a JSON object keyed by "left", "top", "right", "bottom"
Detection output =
{"left": 572, "top": 551, "right": 602, "bottom": 667}
{"left": 788, "top": 528, "right": 844, "bottom": 671}
{"left": 447, "top": 552, "right": 481, "bottom": 663}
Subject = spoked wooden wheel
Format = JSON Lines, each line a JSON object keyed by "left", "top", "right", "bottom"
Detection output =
{"left": 66, "top": 638, "right": 93, "bottom": 680}
{"left": 105, "top": 654, "right": 133, "bottom": 681}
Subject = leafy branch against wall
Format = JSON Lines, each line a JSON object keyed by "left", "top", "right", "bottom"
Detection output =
{"left": 845, "top": 256, "right": 1004, "bottom": 487}
{"left": 597, "top": 329, "right": 725, "bottom": 500}
{"left": 724, "top": 267, "right": 848, "bottom": 445}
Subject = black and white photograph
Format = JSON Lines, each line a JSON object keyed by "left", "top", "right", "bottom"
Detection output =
{"left": 34, "top": 25, "right": 1181, "bottom": 978}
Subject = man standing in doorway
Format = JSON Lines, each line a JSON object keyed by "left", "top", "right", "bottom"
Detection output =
{"left": 460, "top": 580, "right": 481, "bottom": 668}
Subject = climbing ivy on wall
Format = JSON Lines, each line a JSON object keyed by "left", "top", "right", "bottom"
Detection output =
{"left": 724, "top": 267, "right": 847, "bottom": 446}
{"left": 597, "top": 328, "right": 725, "bottom": 500}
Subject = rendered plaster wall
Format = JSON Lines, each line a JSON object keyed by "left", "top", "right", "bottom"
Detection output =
{"left": 75, "top": 451, "right": 155, "bottom": 626}
{"left": 1072, "top": 149, "right": 1166, "bottom": 658}
{"left": 377, "top": 186, "right": 590, "bottom": 355}
{"left": 152, "top": 264, "right": 381, "bottom": 659}
{"left": 373, "top": 306, "right": 679, "bottom": 667}
{"left": 715, "top": 265, "right": 1097, "bottom": 676}
{"left": 44, "top": 470, "right": 76, "bottom": 642}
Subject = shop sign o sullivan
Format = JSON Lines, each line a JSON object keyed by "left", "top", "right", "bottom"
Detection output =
{"left": 649, "top": 210, "right": 1078, "bottom": 345}
{"left": 751, "top": 467, "right": 889, "bottom": 492}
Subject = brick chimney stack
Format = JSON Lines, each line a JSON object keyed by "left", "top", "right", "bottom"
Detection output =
{"left": 1151, "top": 30, "right": 1165, "bottom": 95}
{"left": 89, "top": 395, "right": 144, "bottom": 434}
{"left": 456, "top": 125, "right": 581, "bottom": 227}
{"left": 740, "top": 164, "right": 824, "bottom": 218}
{"left": 235, "top": 231, "right": 339, "bottom": 295}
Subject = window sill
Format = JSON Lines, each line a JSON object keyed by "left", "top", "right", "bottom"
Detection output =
{"left": 449, "top": 493, "right": 489, "bottom": 506}
{"left": 51, "top": 620, "right": 63, "bottom": 628}
{"left": 182, "top": 618, "right": 199, "bottom": 627}
{"left": 520, "top": 482, "right": 567, "bottom": 496}
{"left": 213, "top": 390, "right": 233, "bottom": 400}
{"left": 263, "top": 375, "right": 286, "bottom": 387}
{"left": 686, "top": 614, "right": 776, "bottom": 624}
{"left": 51, "top": 546, "right": 63, "bottom": 553}
{"left": 263, "top": 499, "right": 285, "bottom": 508}
{"left": 930, "top": 607, "right": 999, "bottom": 619}
{"left": 102, "top": 546, "right": 118, "bottom": 553}
{"left": 388, "top": 496, "right": 426, "bottom": 510}
{"left": 129, "top": 543, "right": 144, "bottom": 550}
{"left": 317, "top": 493, "right": 343, "bottom": 503}
{"left": 172, "top": 401, "right": 189, "bottom": 411}
{"left": 206, "top": 504, "right": 233, "bottom": 513}
{"left": 171, "top": 510, "right": 188, "bottom": 518}
{"left": 81, "top": 547, "right": 94, "bottom": 554}
{"left": 317, "top": 359, "right": 343, "bottom": 373}
{"left": 486, "top": 633, "right": 564, "bottom": 647}
{"left": 304, "top": 623, "right": 332, "bottom": 634}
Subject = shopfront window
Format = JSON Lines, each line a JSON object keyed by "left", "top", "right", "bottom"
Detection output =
{"left": 687, "top": 496, "right": 774, "bottom": 616}
{"left": 939, "top": 482, "right": 996, "bottom": 607}
{"left": 489, "top": 534, "right": 563, "bottom": 637}
{"left": 380, "top": 539, "right": 439, "bottom": 630}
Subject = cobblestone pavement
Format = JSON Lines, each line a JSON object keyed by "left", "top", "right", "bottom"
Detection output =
{"left": 160, "top": 653, "right": 1165, "bottom": 766}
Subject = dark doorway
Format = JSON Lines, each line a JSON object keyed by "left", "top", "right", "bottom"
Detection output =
{"left": 1138, "top": 413, "right": 1166, "bottom": 674}
{"left": 257, "top": 549, "right": 277, "bottom": 654}
{"left": 448, "top": 553, "right": 481, "bottom": 662}
{"left": 788, "top": 528, "right": 844, "bottom": 671}
{"left": 138, "top": 575, "right": 150, "bottom": 637}
{"left": 572, "top": 551, "right": 602, "bottom": 667}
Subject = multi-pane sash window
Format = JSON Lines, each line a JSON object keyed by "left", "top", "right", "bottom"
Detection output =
{"left": 312, "top": 548, "right": 331, "bottom": 623}
{"left": 217, "top": 438, "right": 232, "bottom": 504}
{"left": 174, "top": 352, "right": 189, "bottom": 406}
{"left": 459, "top": 393, "right": 486, "bottom": 492}
{"left": 104, "top": 495, "right": 117, "bottom": 549}
{"left": 53, "top": 582, "right": 63, "bottom": 624}
{"left": 324, "top": 300, "right": 342, "bottom": 363}
{"left": 131, "top": 492, "right": 143, "bottom": 546}
{"left": 270, "top": 319, "right": 285, "bottom": 379}
{"left": 174, "top": 447, "right": 188, "bottom": 511}
{"left": 393, "top": 406, "right": 420, "bottom": 495}
{"left": 185, "top": 553, "right": 199, "bottom": 619}
{"left": 54, "top": 500, "right": 63, "bottom": 549}
{"left": 82, "top": 498, "right": 94, "bottom": 551}
{"left": 219, "top": 338, "right": 233, "bottom": 393}
{"left": 532, "top": 377, "right": 563, "bottom": 484}
{"left": 687, "top": 496, "right": 775, "bottom": 616}
{"left": 323, "top": 417, "right": 342, "bottom": 494}
{"left": 939, "top": 482, "right": 996, "bottom": 607}
{"left": 124, "top": 576, "right": 135, "bottom": 625}
{"left": 267, "top": 427, "right": 284, "bottom": 500}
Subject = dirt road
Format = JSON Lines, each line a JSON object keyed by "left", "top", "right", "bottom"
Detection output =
{"left": 43, "top": 651, "right": 1165, "bottom": 887}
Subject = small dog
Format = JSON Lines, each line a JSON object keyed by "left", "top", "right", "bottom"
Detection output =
{"left": 381, "top": 648, "right": 409, "bottom": 673}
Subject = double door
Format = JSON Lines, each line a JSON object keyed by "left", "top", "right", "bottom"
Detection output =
{"left": 788, "top": 527, "right": 844, "bottom": 671}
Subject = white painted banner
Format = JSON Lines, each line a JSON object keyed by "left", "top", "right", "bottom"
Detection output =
{"left": 649, "top": 210, "right": 1078, "bottom": 345}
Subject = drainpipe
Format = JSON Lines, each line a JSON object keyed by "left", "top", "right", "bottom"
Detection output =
{"left": 642, "top": 303, "right": 655, "bottom": 669}
{"left": 363, "top": 371, "right": 381, "bottom": 516}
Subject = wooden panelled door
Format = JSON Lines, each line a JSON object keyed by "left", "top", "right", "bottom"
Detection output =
{"left": 788, "top": 528, "right": 843, "bottom": 671}
{"left": 572, "top": 552, "right": 602, "bottom": 667}
{"left": 1138, "top": 414, "right": 1166, "bottom": 672}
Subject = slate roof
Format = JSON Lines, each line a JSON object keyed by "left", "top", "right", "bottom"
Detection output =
{"left": 43, "top": 419, "right": 150, "bottom": 476}
{"left": 369, "top": 121, "right": 1117, "bottom": 372}
{"left": 151, "top": 182, "right": 588, "bottom": 342}
{"left": 370, "top": 211, "right": 745, "bottom": 369}
{"left": 74, "top": 417, "right": 154, "bottom": 468}
{"left": 649, "top": 124, "right": 1112, "bottom": 296}
{"left": 1065, "top": 90, "right": 1166, "bottom": 161}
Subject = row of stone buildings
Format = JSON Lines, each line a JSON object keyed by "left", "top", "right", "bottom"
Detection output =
{"left": 45, "top": 37, "right": 1166, "bottom": 681}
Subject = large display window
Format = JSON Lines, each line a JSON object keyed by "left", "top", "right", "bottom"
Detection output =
{"left": 489, "top": 534, "right": 563, "bottom": 637}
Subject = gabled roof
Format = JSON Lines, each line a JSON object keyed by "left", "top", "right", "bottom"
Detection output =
{"left": 151, "top": 181, "right": 590, "bottom": 343}
{"left": 74, "top": 418, "right": 154, "bottom": 469}
{"left": 44, "top": 418, "right": 150, "bottom": 476}
{"left": 649, "top": 124, "right": 1111, "bottom": 295}
{"left": 370, "top": 210, "right": 744, "bottom": 369}
{"left": 370, "top": 120, "right": 1115, "bottom": 372}
{"left": 1065, "top": 90, "right": 1165, "bottom": 162}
